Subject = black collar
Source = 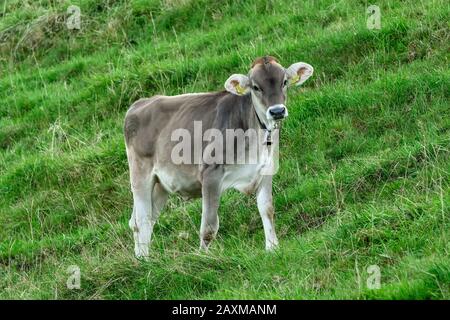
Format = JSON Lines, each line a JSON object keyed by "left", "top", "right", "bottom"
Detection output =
{"left": 253, "top": 106, "right": 272, "bottom": 146}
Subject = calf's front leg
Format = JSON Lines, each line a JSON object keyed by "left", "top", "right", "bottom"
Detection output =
{"left": 199, "top": 167, "right": 222, "bottom": 250}
{"left": 257, "top": 176, "right": 279, "bottom": 251}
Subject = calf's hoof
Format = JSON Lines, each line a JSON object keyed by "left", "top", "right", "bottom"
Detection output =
{"left": 134, "top": 243, "right": 150, "bottom": 260}
{"left": 265, "top": 240, "right": 279, "bottom": 252}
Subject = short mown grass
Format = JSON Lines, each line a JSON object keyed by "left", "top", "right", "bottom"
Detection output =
{"left": 0, "top": 0, "right": 449, "bottom": 299}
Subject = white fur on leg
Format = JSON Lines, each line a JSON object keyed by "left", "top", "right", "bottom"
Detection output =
{"left": 135, "top": 225, "right": 151, "bottom": 259}
{"left": 132, "top": 186, "right": 153, "bottom": 259}
{"left": 257, "top": 181, "right": 279, "bottom": 251}
{"left": 128, "top": 206, "right": 142, "bottom": 257}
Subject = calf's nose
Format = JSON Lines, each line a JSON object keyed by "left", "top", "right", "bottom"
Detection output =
{"left": 268, "top": 104, "right": 287, "bottom": 120}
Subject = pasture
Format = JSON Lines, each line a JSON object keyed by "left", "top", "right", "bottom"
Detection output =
{"left": 0, "top": 0, "right": 449, "bottom": 299}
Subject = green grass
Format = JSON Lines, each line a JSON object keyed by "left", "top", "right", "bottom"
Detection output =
{"left": 0, "top": 0, "right": 449, "bottom": 299}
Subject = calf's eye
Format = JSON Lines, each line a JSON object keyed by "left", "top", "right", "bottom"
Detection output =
{"left": 252, "top": 85, "right": 261, "bottom": 92}
{"left": 283, "top": 79, "right": 288, "bottom": 87}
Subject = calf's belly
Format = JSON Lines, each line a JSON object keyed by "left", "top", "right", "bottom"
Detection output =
{"left": 222, "top": 164, "right": 263, "bottom": 195}
{"left": 154, "top": 165, "right": 202, "bottom": 199}
{"left": 154, "top": 163, "right": 263, "bottom": 198}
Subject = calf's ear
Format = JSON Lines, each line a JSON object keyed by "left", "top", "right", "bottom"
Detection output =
{"left": 286, "top": 62, "right": 314, "bottom": 86}
{"left": 224, "top": 74, "right": 250, "bottom": 95}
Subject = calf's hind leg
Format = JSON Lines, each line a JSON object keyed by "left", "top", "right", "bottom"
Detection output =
{"left": 150, "top": 182, "right": 169, "bottom": 229}
{"left": 129, "top": 181, "right": 168, "bottom": 257}
{"left": 128, "top": 152, "right": 159, "bottom": 258}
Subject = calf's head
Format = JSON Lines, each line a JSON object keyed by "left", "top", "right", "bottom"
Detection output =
{"left": 224, "top": 56, "right": 313, "bottom": 130}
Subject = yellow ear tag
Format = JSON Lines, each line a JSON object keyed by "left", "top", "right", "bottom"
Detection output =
{"left": 290, "top": 74, "right": 300, "bottom": 85}
{"left": 234, "top": 83, "right": 246, "bottom": 95}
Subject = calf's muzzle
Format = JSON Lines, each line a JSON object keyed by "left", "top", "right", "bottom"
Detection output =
{"left": 267, "top": 104, "right": 287, "bottom": 120}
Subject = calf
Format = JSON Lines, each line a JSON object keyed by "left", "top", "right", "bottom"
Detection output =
{"left": 124, "top": 56, "right": 313, "bottom": 258}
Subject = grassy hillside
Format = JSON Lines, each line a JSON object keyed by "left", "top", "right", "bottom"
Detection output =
{"left": 0, "top": 0, "right": 449, "bottom": 299}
